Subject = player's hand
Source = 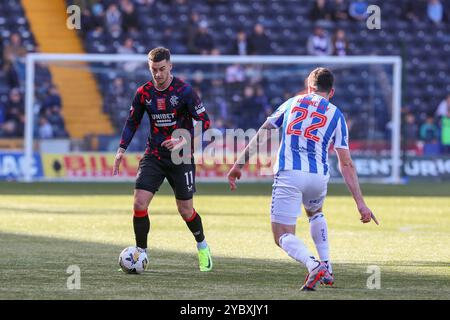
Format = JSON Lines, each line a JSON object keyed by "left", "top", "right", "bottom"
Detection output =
{"left": 113, "top": 148, "right": 125, "bottom": 176}
{"left": 358, "top": 205, "right": 379, "bottom": 225}
{"left": 161, "top": 137, "right": 187, "bottom": 151}
{"left": 227, "top": 165, "right": 242, "bottom": 191}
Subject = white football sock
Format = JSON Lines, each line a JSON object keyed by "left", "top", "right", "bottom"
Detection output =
{"left": 309, "top": 212, "right": 332, "bottom": 273}
{"left": 197, "top": 239, "right": 208, "bottom": 250}
{"left": 279, "top": 233, "right": 319, "bottom": 272}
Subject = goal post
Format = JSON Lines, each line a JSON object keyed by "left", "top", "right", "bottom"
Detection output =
{"left": 24, "top": 53, "right": 402, "bottom": 183}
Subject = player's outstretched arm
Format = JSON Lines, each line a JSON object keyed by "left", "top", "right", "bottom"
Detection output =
{"left": 113, "top": 89, "right": 145, "bottom": 176}
{"left": 335, "top": 148, "right": 379, "bottom": 225}
{"left": 227, "top": 120, "right": 276, "bottom": 191}
{"left": 113, "top": 147, "right": 125, "bottom": 176}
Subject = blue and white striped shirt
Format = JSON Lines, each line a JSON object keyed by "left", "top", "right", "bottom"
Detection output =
{"left": 267, "top": 93, "right": 349, "bottom": 176}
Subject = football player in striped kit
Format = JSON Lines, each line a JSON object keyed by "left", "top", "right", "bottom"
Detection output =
{"left": 228, "top": 67, "right": 378, "bottom": 290}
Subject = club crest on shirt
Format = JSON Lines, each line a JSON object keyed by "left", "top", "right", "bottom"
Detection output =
{"left": 170, "top": 95, "right": 179, "bottom": 107}
{"left": 157, "top": 98, "right": 166, "bottom": 111}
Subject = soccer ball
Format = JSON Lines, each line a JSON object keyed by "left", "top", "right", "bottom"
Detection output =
{"left": 118, "top": 246, "right": 149, "bottom": 274}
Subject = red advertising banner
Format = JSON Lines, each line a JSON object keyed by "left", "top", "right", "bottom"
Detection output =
{"left": 42, "top": 153, "right": 274, "bottom": 180}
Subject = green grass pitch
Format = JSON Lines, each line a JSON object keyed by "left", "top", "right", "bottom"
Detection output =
{"left": 0, "top": 181, "right": 449, "bottom": 300}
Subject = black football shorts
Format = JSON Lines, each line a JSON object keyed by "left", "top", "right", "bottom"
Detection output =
{"left": 135, "top": 154, "right": 196, "bottom": 200}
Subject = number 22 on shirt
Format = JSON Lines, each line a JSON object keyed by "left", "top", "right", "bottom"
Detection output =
{"left": 286, "top": 106, "right": 327, "bottom": 142}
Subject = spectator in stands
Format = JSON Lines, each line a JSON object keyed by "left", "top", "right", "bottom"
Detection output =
{"left": 126, "top": 26, "right": 141, "bottom": 42}
{"left": 192, "top": 20, "right": 215, "bottom": 55}
{"left": 348, "top": 0, "right": 369, "bottom": 21}
{"left": 186, "top": 11, "right": 201, "bottom": 54}
{"left": 105, "top": 4, "right": 122, "bottom": 33}
{"left": 108, "top": 24, "right": 124, "bottom": 44}
{"left": 120, "top": 0, "right": 139, "bottom": 32}
{"left": 162, "top": 28, "right": 187, "bottom": 54}
{"left": 420, "top": 116, "right": 440, "bottom": 143}
{"left": 349, "top": 114, "right": 368, "bottom": 139}
{"left": 81, "top": 9, "right": 97, "bottom": 35}
{"left": 435, "top": 94, "right": 450, "bottom": 119}
{"left": 210, "top": 48, "right": 221, "bottom": 56}
{"left": 3, "top": 33, "right": 27, "bottom": 86}
{"left": 46, "top": 106, "right": 68, "bottom": 138}
{"left": 0, "top": 121, "right": 17, "bottom": 137}
{"left": 232, "top": 30, "right": 250, "bottom": 56}
{"left": 332, "top": 29, "right": 349, "bottom": 56}
{"left": 331, "top": 0, "right": 349, "bottom": 21}
{"left": 38, "top": 116, "right": 53, "bottom": 139}
{"left": 235, "top": 85, "right": 262, "bottom": 129}
{"left": 117, "top": 38, "right": 140, "bottom": 72}
{"left": 0, "top": 100, "right": 5, "bottom": 131}
{"left": 254, "top": 85, "right": 271, "bottom": 123}
{"left": 110, "top": 77, "right": 125, "bottom": 98}
{"left": 403, "top": 0, "right": 424, "bottom": 22}
{"left": 307, "top": 26, "right": 333, "bottom": 56}
{"left": 226, "top": 64, "right": 245, "bottom": 84}
{"left": 91, "top": 1, "right": 105, "bottom": 26}
{"left": 86, "top": 26, "right": 106, "bottom": 43}
{"left": 213, "top": 117, "right": 226, "bottom": 134}
{"left": 244, "top": 64, "right": 264, "bottom": 86}
{"left": 42, "top": 85, "right": 62, "bottom": 113}
{"left": 436, "top": 94, "right": 450, "bottom": 153}
{"left": 192, "top": 70, "right": 210, "bottom": 94}
{"left": 225, "top": 63, "right": 245, "bottom": 103}
{"left": 427, "top": 0, "right": 446, "bottom": 25}
{"left": 0, "top": 34, "right": 3, "bottom": 69}
{"left": 135, "top": 0, "right": 155, "bottom": 5}
{"left": 405, "top": 113, "right": 419, "bottom": 147}
{"left": 441, "top": 118, "right": 450, "bottom": 153}
{"left": 3, "top": 88, "right": 24, "bottom": 137}
{"left": 117, "top": 37, "right": 135, "bottom": 54}
{"left": 107, "top": 77, "right": 128, "bottom": 117}
{"left": 209, "top": 79, "right": 229, "bottom": 121}
{"left": 249, "top": 23, "right": 271, "bottom": 55}
{"left": 310, "top": 0, "right": 332, "bottom": 21}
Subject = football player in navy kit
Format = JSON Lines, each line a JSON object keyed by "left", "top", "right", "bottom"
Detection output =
{"left": 113, "top": 47, "right": 213, "bottom": 272}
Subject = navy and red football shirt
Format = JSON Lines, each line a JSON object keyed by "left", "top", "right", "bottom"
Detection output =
{"left": 119, "top": 77, "right": 210, "bottom": 159}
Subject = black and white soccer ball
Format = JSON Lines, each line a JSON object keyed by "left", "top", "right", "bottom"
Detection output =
{"left": 118, "top": 246, "right": 149, "bottom": 274}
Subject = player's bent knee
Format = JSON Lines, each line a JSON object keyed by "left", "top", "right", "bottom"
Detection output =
{"left": 271, "top": 221, "right": 295, "bottom": 247}
{"left": 133, "top": 197, "right": 148, "bottom": 211}
{"left": 133, "top": 192, "right": 153, "bottom": 211}
{"left": 176, "top": 204, "right": 191, "bottom": 218}
{"left": 176, "top": 198, "right": 193, "bottom": 218}
{"left": 133, "top": 201, "right": 148, "bottom": 212}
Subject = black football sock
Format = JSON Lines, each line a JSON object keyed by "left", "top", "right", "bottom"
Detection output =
{"left": 184, "top": 209, "right": 205, "bottom": 243}
{"left": 133, "top": 209, "right": 150, "bottom": 249}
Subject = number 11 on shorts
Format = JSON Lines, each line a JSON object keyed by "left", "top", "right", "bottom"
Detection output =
{"left": 184, "top": 171, "right": 194, "bottom": 186}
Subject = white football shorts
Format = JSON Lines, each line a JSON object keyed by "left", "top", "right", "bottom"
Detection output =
{"left": 270, "top": 170, "right": 329, "bottom": 225}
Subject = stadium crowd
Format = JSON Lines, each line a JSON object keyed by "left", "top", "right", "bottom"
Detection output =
{"left": 0, "top": 0, "right": 449, "bottom": 155}
{"left": 0, "top": 29, "right": 68, "bottom": 139}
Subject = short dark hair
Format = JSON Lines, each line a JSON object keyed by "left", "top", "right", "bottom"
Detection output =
{"left": 307, "top": 67, "right": 334, "bottom": 93}
{"left": 148, "top": 47, "right": 171, "bottom": 62}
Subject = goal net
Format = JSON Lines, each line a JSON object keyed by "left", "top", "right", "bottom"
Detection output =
{"left": 22, "top": 54, "right": 402, "bottom": 183}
